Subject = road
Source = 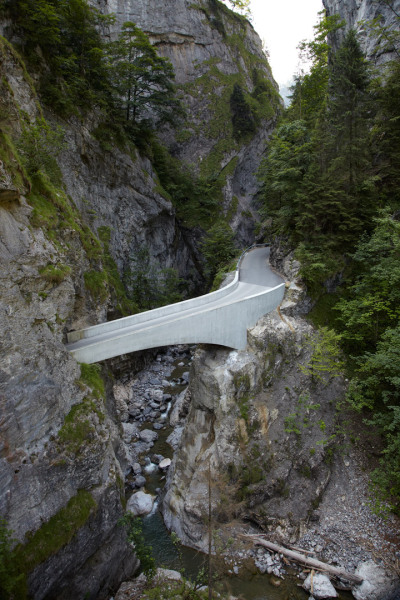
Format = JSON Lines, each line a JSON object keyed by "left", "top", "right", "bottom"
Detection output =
{"left": 66, "top": 246, "right": 285, "bottom": 363}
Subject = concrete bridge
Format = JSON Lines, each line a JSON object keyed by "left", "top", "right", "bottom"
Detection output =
{"left": 66, "top": 246, "right": 285, "bottom": 364}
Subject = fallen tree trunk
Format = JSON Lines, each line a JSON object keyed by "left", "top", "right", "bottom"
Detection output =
{"left": 242, "top": 535, "right": 363, "bottom": 584}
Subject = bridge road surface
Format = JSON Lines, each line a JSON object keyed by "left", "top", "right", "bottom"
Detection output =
{"left": 66, "top": 246, "right": 285, "bottom": 364}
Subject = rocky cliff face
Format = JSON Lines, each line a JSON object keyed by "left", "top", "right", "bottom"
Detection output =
{"left": 323, "top": 0, "right": 400, "bottom": 63}
{"left": 162, "top": 288, "right": 344, "bottom": 550}
{"left": 89, "top": 0, "right": 281, "bottom": 244}
{"left": 0, "top": 0, "right": 280, "bottom": 595}
{"left": 0, "top": 39, "right": 141, "bottom": 598}
{"left": 162, "top": 268, "right": 400, "bottom": 593}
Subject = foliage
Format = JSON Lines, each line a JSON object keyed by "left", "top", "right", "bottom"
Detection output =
{"left": 108, "top": 22, "right": 182, "bottom": 127}
{"left": 230, "top": 82, "right": 256, "bottom": 139}
{"left": 258, "top": 11, "right": 400, "bottom": 509}
{"left": 17, "top": 118, "right": 65, "bottom": 181}
{"left": 119, "top": 514, "right": 155, "bottom": 578}
{"left": 364, "top": 0, "right": 400, "bottom": 59}
{"left": 123, "top": 246, "right": 186, "bottom": 310}
{"left": 13, "top": 491, "right": 96, "bottom": 588}
{"left": 300, "top": 327, "right": 344, "bottom": 384}
{"left": 149, "top": 140, "right": 220, "bottom": 228}
{"left": 39, "top": 263, "right": 71, "bottom": 284}
{"left": 259, "top": 24, "right": 376, "bottom": 290}
{"left": 200, "top": 221, "right": 237, "bottom": 281}
{"left": 57, "top": 364, "right": 105, "bottom": 455}
{"left": 4, "top": 0, "right": 113, "bottom": 115}
{"left": 79, "top": 363, "right": 105, "bottom": 399}
{"left": 222, "top": 0, "right": 251, "bottom": 17}
{"left": 0, "top": 518, "right": 24, "bottom": 600}
{"left": 335, "top": 212, "right": 400, "bottom": 353}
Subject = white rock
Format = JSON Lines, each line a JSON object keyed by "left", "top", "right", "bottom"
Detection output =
{"left": 126, "top": 491, "right": 154, "bottom": 516}
{"left": 352, "top": 560, "right": 399, "bottom": 600}
{"left": 139, "top": 429, "right": 158, "bottom": 443}
{"left": 159, "top": 458, "right": 171, "bottom": 469}
{"left": 154, "top": 568, "right": 182, "bottom": 582}
{"left": 303, "top": 573, "right": 338, "bottom": 599}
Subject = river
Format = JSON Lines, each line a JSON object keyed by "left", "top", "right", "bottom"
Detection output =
{"left": 121, "top": 346, "right": 354, "bottom": 600}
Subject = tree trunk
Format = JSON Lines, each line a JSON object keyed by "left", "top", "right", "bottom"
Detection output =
{"left": 242, "top": 536, "right": 363, "bottom": 584}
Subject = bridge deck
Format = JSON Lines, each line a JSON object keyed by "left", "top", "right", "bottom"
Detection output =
{"left": 66, "top": 247, "right": 285, "bottom": 364}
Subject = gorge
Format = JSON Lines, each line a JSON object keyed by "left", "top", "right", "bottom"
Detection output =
{"left": 0, "top": 0, "right": 400, "bottom": 599}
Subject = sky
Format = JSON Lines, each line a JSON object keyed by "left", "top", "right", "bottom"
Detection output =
{"left": 249, "top": 0, "right": 324, "bottom": 91}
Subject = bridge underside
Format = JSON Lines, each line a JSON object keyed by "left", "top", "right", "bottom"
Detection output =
{"left": 67, "top": 284, "right": 285, "bottom": 364}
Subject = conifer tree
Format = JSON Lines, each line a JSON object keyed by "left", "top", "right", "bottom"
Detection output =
{"left": 108, "top": 22, "right": 181, "bottom": 126}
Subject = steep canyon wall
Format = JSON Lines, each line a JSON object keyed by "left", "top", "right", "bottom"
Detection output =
{"left": 0, "top": 1, "right": 279, "bottom": 597}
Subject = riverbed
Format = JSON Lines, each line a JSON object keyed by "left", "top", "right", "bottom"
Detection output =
{"left": 115, "top": 345, "right": 354, "bottom": 600}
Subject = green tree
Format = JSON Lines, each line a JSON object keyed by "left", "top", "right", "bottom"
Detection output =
{"left": 300, "top": 327, "right": 344, "bottom": 384}
{"left": 294, "top": 30, "right": 375, "bottom": 255}
{"left": 289, "top": 12, "right": 344, "bottom": 123}
{"left": 372, "top": 57, "right": 400, "bottom": 209}
{"left": 230, "top": 83, "right": 256, "bottom": 139}
{"left": 109, "top": 22, "right": 181, "bottom": 126}
{"left": 201, "top": 222, "right": 237, "bottom": 280}
{"left": 119, "top": 514, "right": 156, "bottom": 578}
{"left": 124, "top": 247, "right": 185, "bottom": 310}
{"left": 346, "top": 325, "right": 400, "bottom": 512}
{"left": 335, "top": 211, "right": 400, "bottom": 353}
{"left": 17, "top": 118, "right": 65, "bottom": 180}
{"left": 4, "top": 0, "right": 113, "bottom": 114}
{"left": 222, "top": 0, "right": 251, "bottom": 17}
{"left": 259, "top": 119, "right": 312, "bottom": 236}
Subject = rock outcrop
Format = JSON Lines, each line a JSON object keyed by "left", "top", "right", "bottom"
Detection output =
{"left": 323, "top": 0, "right": 400, "bottom": 64}
{"left": 90, "top": 0, "right": 281, "bottom": 244}
{"left": 162, "top": 303, "right": 343, "bottom": 551}
{"left": 0, "top": 0, "right": 281, "bottom": 593}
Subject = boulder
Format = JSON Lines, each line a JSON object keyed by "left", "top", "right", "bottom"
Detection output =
{"left": 151, "top": 454, "right": 164, "bottom": 465}
{"left": 159, "top": 458, "right": 171, "bottom": 470}
{"left": 353, "top": 561, "right": 399, "bottom": 600}
{"left": 303, "top": 573, "right": 337, "bottom": 599}
{"left": 134, "top": 475, "right": 146, "bottom": 488}
{"left": 126, "top": 491, "right": 154, "bottom": 517}
{"left": 139, "top": 429, "right": 158, "bottom": 444}
{"left": 154, "top": 568, "right": 182, "bottom": 583}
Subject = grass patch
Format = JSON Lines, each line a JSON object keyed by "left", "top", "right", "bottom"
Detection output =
{"left": 14, "top": 490, "right": 96, "bottom": 577}
{"left": 39, "top": 263, "right": 71, "bottom": 284}
{"left": 57, "top": 364, "right": 106, "bottom": 454}
{"left": 79, "top": 363, "right": 105, "bottom": 400}
{"left": 84, "top": 270, "right": 108, "bottom": 303}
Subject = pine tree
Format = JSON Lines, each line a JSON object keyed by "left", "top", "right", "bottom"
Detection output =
{"left": 230, "top": 83, "right": 256, "bottom": 139}
{"left": 108, "top": 22, "right": 181, "bottom": 126}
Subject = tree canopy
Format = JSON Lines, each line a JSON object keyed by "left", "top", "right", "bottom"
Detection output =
{"left": 258, "top": 13, "right": 400, "bottom": 512}
{"left": 108, "top": 22, "right": 181, "bottom": 127}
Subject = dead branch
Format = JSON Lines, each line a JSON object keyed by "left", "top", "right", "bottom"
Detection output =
{"left": 241, "top": 535, "right": 363, "bottom": 584}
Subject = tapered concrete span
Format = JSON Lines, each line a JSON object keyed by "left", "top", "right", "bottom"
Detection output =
{"left": 66, "top": 246, "right": 285, "bottom": 364}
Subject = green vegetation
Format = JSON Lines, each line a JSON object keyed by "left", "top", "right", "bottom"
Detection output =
{"left": 39, "top": 263, "right": 71, "bottom": 284}
{"left": 300, "top": 327, "right": 344, "bottom": 385}
{"left": 148, "top": 139, "right": 220, "bottom": 228}
{"left": 108, "top": 22, "right": 182, "bottom": 128}
{"left": 119, "top": 514, "right": 155, "bottom": 578}
{"left": 13, "top": 491, "right": 96, "bottom": 590}
{"left": 258, "top": 9, "right": 400, "bottom": 511}
{"left": 123, "top": 246, "right": 186, "bottom": 310}
{"left": 0, "top": 518, "right": 24, "bottom": 599}
{"left": 58, "top": 364, "right": 105, "bottom": 455}
{"left": 200, "top": 221, "right": 237, "bottom": 282}
{"left": 17, "top": 117, "right": 65, "bottom": 182}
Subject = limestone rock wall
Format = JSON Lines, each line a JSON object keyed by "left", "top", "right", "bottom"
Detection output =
{"left": 323, "top": 0, "right": 400, "bottom": 64}
{"left": 89, "top": 0, "right": 281, "bottom": 244}
{"left": 162, "top": 303, "right": 344, "bottom": 551}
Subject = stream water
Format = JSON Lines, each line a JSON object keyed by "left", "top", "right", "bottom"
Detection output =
{"left": 123, "top": 347, "right": 354, "bottom": 600}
